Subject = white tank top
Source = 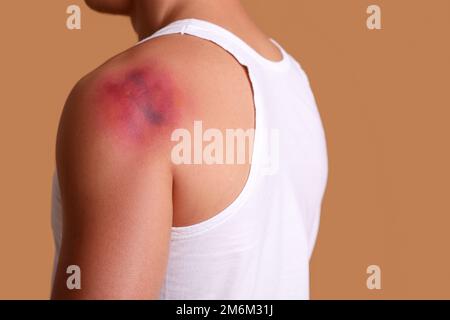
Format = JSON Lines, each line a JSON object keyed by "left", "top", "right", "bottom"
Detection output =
{"left": 51, "top": 18, "right": 328, "bottom": 300}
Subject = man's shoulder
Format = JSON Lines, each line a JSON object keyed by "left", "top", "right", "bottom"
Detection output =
{"left": 68, "top": 33, "right": 251, "bottom": 127}
{"left": 82, "top": 34, "right": 232, "bottom": 91}
{"left": 60, "top": 34, "right": 253, "bottom": 159}
{"left": 70, "top": 33, "right": 243, "bottom": 115}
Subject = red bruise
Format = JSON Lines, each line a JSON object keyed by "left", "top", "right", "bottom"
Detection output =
{"left": 98, "top": 66, "right": 183, "bottom": 145}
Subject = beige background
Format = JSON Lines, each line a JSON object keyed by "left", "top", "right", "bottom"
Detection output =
{"left": 0, "top": 0, "right": 449, "bottom": 299}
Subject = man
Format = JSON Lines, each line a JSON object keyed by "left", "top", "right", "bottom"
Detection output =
{"left": 51, "top": 0, "right": 328, "bottom": 299}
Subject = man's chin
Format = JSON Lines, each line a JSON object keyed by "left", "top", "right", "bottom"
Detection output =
{"left": 84, "top": 0, "right": 131, "bottom": 15}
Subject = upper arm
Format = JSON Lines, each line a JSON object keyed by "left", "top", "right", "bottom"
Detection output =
{"left": 51, "top": 64, "right": 181, "bottom": 299}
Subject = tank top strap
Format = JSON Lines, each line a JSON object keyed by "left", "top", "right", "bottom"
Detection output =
{"left": 137, "top": 18, "right": 290, "bottom": 71}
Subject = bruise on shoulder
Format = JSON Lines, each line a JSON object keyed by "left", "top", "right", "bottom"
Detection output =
{"left": 94, "top": 64, "right": 188, "bottom": 148}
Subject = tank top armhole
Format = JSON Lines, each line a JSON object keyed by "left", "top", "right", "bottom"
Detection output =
{"left": 138, "top": 18, "right": 269, "bottom": 239}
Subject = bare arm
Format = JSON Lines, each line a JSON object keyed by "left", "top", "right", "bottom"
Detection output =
{"left": 51, "top": 66, "right": 180, "bottom": 299}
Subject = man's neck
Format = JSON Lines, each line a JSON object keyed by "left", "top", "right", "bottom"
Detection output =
{"left": 130, "top": 0, "right": 249, "bottom": 41}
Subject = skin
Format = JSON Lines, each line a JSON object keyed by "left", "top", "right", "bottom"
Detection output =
{"left": 97, "top": 66, "right": 184, "bottom": 146}
{"left": 52, "top": 0, "right": 282, "bottom": 299}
